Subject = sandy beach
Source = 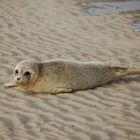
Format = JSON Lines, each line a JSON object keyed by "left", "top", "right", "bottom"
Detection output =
{"left": 0, "top": 0, "right": 140, "bottom": 140}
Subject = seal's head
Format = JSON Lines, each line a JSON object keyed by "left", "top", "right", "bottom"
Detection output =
{"left": 13, "top": 60, "right": 39, "bottom": 86}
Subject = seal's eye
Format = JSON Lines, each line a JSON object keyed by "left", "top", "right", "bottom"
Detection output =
{"left": 24, "top": 71, "right": 31, "bottom": 77}
{"left": 15, "top": 70, "right": 18, "bottom": 75}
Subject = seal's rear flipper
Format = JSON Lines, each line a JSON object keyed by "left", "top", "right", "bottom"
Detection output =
{"left": 112, "top": 65, "right": 140, "bottom": 78}
{"left": 4, "top": 82, "right": 19, "bottom": 88}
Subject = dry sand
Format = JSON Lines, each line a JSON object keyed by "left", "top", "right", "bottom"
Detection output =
{"left": 0, "top": 0, "right": 140, "bottom": 140}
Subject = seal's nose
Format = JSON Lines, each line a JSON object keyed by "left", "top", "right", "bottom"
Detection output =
{"left": 17, "top": 77, "right": 21, "bottom": 81}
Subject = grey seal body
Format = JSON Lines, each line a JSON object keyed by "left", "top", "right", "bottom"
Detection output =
{"left": 34, "top": 60, "right": 112, "bottom": 93}
{"left": 4, "top": 59, "right": 140, "bottom": 94}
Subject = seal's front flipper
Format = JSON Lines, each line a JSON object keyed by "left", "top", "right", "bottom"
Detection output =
{"left": 4, "top": 82, "right": 19, "bottom": 88}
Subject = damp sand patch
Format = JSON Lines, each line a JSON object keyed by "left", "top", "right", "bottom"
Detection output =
{"left": 83, "top": 1, "right": 140, "bottom": 16}
{"left": 132, "top": 20, "right": 140, "bottom": 32}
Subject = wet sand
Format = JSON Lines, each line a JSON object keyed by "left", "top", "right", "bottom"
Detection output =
{"left": 0, "top": 0, "right": 140, "bottom": 140}
{"left": 83, "top": 1, "right": 140, "bottom": 16}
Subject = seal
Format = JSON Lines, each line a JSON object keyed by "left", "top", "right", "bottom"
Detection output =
{"left": 4, "top": 59, "right": 140, "bottom": 94}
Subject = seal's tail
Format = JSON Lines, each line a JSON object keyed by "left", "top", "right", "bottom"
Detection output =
{"left": 112, "top": 65, "right": 140, "bottom": 78}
